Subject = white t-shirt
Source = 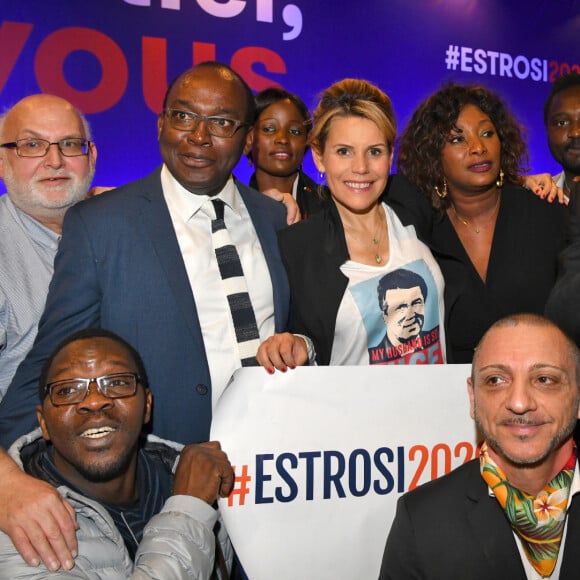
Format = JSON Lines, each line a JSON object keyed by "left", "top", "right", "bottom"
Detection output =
{"left": 330, "top": 203, "right": 446, "bottom": 365}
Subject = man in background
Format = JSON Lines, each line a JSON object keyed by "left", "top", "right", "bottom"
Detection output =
{"left": 0, "top": 94, "right": 96, "bottom": 399}
{"left": 544, "top": 72, "right": 580, "bottom": 205}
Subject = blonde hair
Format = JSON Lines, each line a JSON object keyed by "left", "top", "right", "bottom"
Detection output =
{"left": 310, "top": 78, "right": 397, "bottom": 157}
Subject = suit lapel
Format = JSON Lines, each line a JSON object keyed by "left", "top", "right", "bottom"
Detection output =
{"left": 237, "top": 179, "right": 289, "bottom": 331}
{"left": 465, "top": 463, "right": 527, "bottom": 579}
{"left": 560, "top": 493, "right": 580, "bottom": 576}
{"left": 138, "top": 169, "right": 208, "bottom": 356}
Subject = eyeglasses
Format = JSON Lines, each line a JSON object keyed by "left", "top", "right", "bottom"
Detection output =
{"left": 44, "top": 372, "right": 140, "bottom": 406}
{"left": 0, "top": 138, "right": 91, "bottom": 158}
{"left": 163, "top": 108, "right": 249, "bottom": 138}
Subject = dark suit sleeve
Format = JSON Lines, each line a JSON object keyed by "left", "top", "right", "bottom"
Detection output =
{"left": 0, "top": 205, "right": 102, "bottom": 447}
{"left": 277, "top": 230, "right": 317, "bottom": 341}
{"left": 545, "top": 208, "right": 580, "bottom": 345}
{"left": 379, "top": 496, "right": 424, "bottom": 580}
{"left": 276, "top": 225, "right": 330, "bottom": 364}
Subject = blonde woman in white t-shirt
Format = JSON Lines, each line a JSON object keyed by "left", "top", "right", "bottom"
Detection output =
{"left": 256, "top": 79, "right": 446, "bottom": 370}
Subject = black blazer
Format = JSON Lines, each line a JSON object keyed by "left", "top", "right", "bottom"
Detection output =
{"left": 249, "top": 170, "right": 326, "bottom": 219}
{"left": 277, "top": 199, "right": 349, "bottom": 365}
{"left": 545, "top": 200, "right": 580, "bottom": 345}
{"left": 380, "top": 459, "right": 580, "bottom": 579}
{"left": 385, "top": 175, "right": 567, "bottom": 363}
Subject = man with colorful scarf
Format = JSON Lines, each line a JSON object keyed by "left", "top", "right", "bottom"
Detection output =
{"left": 379, "top": 313, "right": 580, "bottom": 579}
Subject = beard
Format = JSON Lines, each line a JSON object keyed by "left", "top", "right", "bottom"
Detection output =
{"left": 72, "top": 444, "right": 137, "bottom": 483}
{"left": 2, "top": 159, "right": 94, "bottom": 216}
{"left": 551, "top": 138, "right": 580, "bottom": 175}
{"left": 474, "top": 412, "right": 578, "bottom": 468}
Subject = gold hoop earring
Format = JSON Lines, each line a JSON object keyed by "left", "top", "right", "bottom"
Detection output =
{"left": 496, "top": 169, "right": 504, "bottom": 188}
{"left": 434, "top": 177, "right": 448, "bottom": 199}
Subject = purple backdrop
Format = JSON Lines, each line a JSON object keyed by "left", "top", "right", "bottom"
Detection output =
{"left": 1, "top": 0, "right": 579, "bottom": 193}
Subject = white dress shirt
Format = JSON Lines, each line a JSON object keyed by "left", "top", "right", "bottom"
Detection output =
{"left": 161, "top": 166, "right": 275, "bottom": 407}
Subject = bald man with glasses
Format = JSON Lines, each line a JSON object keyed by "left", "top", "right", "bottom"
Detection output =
{"left": 0, "top": 94, "right": 97, "bottom": 400}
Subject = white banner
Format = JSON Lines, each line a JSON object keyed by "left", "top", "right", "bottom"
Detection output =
{"left": 211, "top": 365, "right": 477, "bottom": 580}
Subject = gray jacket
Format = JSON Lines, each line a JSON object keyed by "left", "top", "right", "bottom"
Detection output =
{"left": 0, "top": 429, "right": 232, "bottom": 579}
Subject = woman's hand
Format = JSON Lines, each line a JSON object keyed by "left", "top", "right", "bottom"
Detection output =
{"left": 522, "top": 173, "right": 568, "bottom": 204}
{"left": 256, "top": 332, "right": 308, "bottom": 372}
{"left": 261, "top": 189, "right": 301, "bottom": 225}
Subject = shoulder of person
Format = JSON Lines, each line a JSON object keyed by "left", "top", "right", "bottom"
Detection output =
{"left": 66, "top": 168, "right": 163, "bottom": 227}
{"left": 503, "top": 181, "right": 567, "bottom": 223}
{"left": 384, "top": 174, "right": 428, "bottom": 203}
{"left": 236, "top": 178, "right": 286, "bottom": 215}
{"left": 142, "top": 434, "right": 183, "bottom": 474}
{"left": 298, "top": 170, "right": 319, "bottom": 192}
{"left": 398, "top": 459, "right": 481, "bottom": 513}
{"left": 278, "top": 203, "right": 335, "bottom": 245}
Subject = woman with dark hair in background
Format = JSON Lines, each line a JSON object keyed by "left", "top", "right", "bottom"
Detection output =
{"left": 386, "top": 82, "right": 567, "bottom": 362}
{"left": 246, "top": 87, "right": 325, "bottom": 219}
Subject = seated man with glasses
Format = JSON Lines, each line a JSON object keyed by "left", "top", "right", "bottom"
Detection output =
{"left": 0, "top": 327, "right": 233, "bottom": 578}
{"left": 0, "top": 94, "right": 97, "bottom": 401}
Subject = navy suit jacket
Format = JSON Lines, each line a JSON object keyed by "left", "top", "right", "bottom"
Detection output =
{"left": 0, "top": 167, "right": 289, "bottom": 447}
{"left": 380, "top": 459, "right": 580, "bottom": 579}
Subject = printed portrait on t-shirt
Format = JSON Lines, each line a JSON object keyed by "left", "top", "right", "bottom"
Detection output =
{"left": 349, "top": 261, "right": 443, "bottom": 365}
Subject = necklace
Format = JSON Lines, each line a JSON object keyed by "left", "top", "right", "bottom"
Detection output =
{"left": 371, "top": 219, "right": 383, "bottom": 264}
{"left": 452, "top": 193, "right": 501, "bottom": 234}
{"left": 345, "top": 207, "right": 386, "bottom": 264}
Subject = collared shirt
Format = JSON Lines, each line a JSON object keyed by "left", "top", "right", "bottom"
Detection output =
{"left": 0, "top": 195, "right": 60, "bottom": 399}
{"left": 161, "top": 165, "right": 275, "bottom": 407}
{"left": 488, "top": 460, "right": 580, "bottom": 579}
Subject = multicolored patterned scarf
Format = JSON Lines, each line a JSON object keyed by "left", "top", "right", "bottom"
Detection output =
{"left": 480, "top": 442, "right": 576, "bottom": 577}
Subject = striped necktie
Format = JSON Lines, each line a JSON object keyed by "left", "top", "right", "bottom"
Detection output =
{"left": 209, "top": 198, "right": 260, "bottom": 367}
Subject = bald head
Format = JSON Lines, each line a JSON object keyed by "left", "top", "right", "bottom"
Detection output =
{"left": 157, "top": 62, "right": 254, "bottom": 196}
{"left": 161, "top": 62, "right": 255, "bottom": 124}
{"left": 0, "top": 95, "right": 91, "bottom": 142}
{"left": 468, "top": 314, "right": 580, "bottom": 487}
{"left": 472, "top": 313, "right": 580, "bottom": 384}
{"left": 0, "top": 94, "right": 96, "bottom": 232}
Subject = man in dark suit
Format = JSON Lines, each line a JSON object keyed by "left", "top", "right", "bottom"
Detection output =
{"left": 380, "top": 313, "right": 580, "bottom": 579}
{"left": 0, "top": 61, "right": 289, "bottom": 571}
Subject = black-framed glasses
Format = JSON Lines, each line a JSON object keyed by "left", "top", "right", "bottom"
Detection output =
{"left": 163, "top": 108, "right": 249, "bottom": 138}
{"left": 44, "top": 372, "right": 140, "bottom": 406}
{"left": 0, "top": 138, "right": 91, "bottom": 158}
